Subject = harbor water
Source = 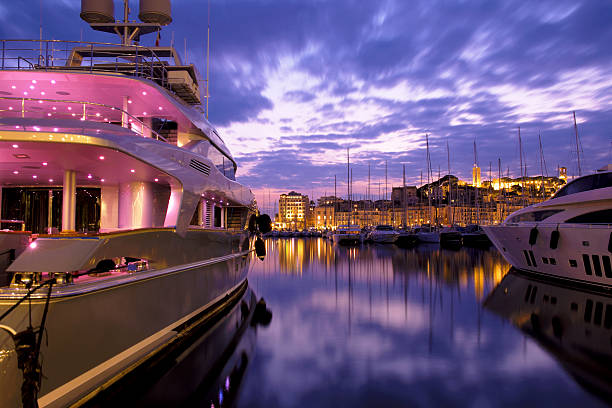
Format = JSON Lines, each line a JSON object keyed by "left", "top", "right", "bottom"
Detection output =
{"left": 134, "top": 238, "right": 609, "bottom": 407}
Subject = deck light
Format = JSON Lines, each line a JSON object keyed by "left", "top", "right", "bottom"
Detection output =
{"left": 29, "top": 242, "right": 37, "bottom": 249}
{"left": 99, "top": 155, "right": 105, "bottom": 160}
{"left": 8, "top": 106, "right": 12, "bottom": 110}
{"left": 128, "top": 99, "right": 132, "bottom": 104}
{"left": 158, "top": 106, "right": 163, "bottom": 110}
{"left": 14, "top": 126, "right": 19, "bottom": 129}
{"left": 87, "top": 174, "right": 92, "bottom": 179}
{"left": 12, "top": 144, "right": 18, "bottom": 148}
{"left": 11, "top": 85, "right": 16, "bottom": 89}
{"left": 143, "top": 112, "right": 147, "bottom": 115}
{"left": 72, "top": 113, "right": 76, "bottom": 117}
{"left": 52, "top": 106, "right": 56, "bottom": 110}
{"left": 42, "top": 162, "right": 48, "bottom": 166}
{"left": 12, "top": 170, "right": 18, "bottom": 174}
{"left": 32, "top": 175, "right": 37, "bottom": 179}
{"left": 38, "top": 100, "right": 43, "bottom": 104}
{"left": 23, "top": 91, "right": 28, "bottom": 95}
{"left": 53, "top": 128, "right": 58, "bottom": 132}
{"left": 29, "top": 85, "right": 35, "bottom": 90}
{"left": 101, "top": 178, "right": 105, "bottom": 182}
{"left": 130, "top": 169, "right": 135, "bottom": 173}
{"left": 41, "top": 91, "right": 45, "bottom": 96}
{"left": 142, "top": 91, "right": 147, "bottom": 96}
{"left": 51, "top": 80, "right": 56, "bottom": 84}
{"left": 96, "top": 113, "right": 100, "bottom": 117}
{"left": 49, "top": 179, "right": 53, "bottom": 182}
{"left": 154, "top": 178, "right": 159, "bottom": 182}
{"left": 31, "top": 80, "right": 37, "bottom": 84}
{"left": 33, "top": 126, "right": 40, "bottom": 131}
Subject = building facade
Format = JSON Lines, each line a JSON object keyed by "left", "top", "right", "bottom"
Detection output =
{"left": 278, "top": 191, "right": 309, "bottom": 230}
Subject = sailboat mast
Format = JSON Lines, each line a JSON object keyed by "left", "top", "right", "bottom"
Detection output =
{"left": 518, "top": 127, "right": 524, "bottom": 206}
{"left": 573, "top": 111, "right": 582, "bottom": 177}
{"left": 426, "top": 134, "right": 432, "bottom": 225}
{"left": 474, "top": 139, "right": 480, "bottom": 225}
{"left": 538, "top": 133, "right": 545, "bottom": 199}
{"left": 403, "top": 164, "right": 406, "bottom": 227}
{"left": 334, "top": 174, "right": 337, "bottom": 228}
{"left": 347, "top": 148, "right": 350, "bottom": 226}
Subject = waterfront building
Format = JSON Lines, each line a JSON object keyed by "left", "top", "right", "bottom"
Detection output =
{"left": 278, "top": 191, "right": 309, "bottom": 229}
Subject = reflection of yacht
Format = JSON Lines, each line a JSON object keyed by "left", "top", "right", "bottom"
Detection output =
{"left": 108, "top": 286, "right": 271, "bottom": 407}
{"left": 483, "top": 168, "right": 612, "bottom": 287}
{"left": 0, "top": 2, "right": 262, "bottom": 406}
{"left": 332, "top": 225, "right": 361, "bottom": 245}
{"left": 485, "top": 271, "right": 612, "bottom": 402}
{"left": 368, "top": 225, "right": 399, "bottom": 243}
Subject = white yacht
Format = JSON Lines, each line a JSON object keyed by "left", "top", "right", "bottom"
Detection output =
{"left": 367, "top": 225, "right": 399, "bottom": 244}
{"left": 0, "top": 1, "right": 265, "bottom": 406}
{"left": 332, "top": 225, "right": 361, "bottom": 245}
{"left": 483, "top": 166, "right": 612, "bottom": 287}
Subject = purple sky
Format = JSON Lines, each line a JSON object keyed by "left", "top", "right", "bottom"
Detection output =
{"left": 3, "top": 1, "right": 612, "bottom": 214}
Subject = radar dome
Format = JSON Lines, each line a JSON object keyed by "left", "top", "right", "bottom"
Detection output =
{"left": 80, "top": 0, "right": 114, "bottom": 23}
{"left": 139, "top": 0, "right": 172, "bottom": 25}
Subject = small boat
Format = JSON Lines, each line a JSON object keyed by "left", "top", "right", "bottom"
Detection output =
{"left": 483, "top": 166, "right": 612, "bottom": 287}
{"left": 416, "top": 225, "right": 440, "bottom": 243}
{"left": 395, "top": 228, "right": 418, "bottom": 248}
{"left": 439, "top": 226, "right": 462, "bottom": 248}
{"left": 332, "top": 225, "right": 361, "bottom": 245}
{"left": 461, "top": 224, "right": 491, "bottom": 247}
{"left": 368, "top": 225, "right": 399, "bottom": 244}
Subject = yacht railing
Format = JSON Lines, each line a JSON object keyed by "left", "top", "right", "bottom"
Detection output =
{"left": 0, "top": 96, "right": 168, "bottom": 142}
{"left": 0, "top": 39, "right": 173, "bottom": 90}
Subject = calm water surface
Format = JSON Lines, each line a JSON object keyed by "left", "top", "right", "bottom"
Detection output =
{"left": 232, "top": 238, "right": 609, "bottom": 407}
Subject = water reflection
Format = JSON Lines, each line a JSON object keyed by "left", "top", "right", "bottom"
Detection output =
{"left": 96, "top": 287, "right": 272, "bottom": 407}
{"left": 486, "top": 272, "right": 612, "bottom": 405}
{"left": 242, "top": 238, "right": 606, "bottom": 407}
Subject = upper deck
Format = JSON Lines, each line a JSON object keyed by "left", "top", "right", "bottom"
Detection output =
{"left": 0, "top": 39, "right": 237, "bottom": 179}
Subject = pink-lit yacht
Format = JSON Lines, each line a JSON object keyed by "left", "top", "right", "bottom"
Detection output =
{"left": 0, "top": 1, "right": 260, "bottom": 406}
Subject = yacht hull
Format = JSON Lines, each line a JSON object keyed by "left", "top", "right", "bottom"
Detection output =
{"left": 0, "top": 229, "right": 251, "bottom": 408}
{"left": 483, "top": 224, "right": 612, "bottom": 287}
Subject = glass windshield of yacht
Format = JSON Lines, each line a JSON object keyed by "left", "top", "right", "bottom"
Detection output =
{"left": 507, "top": 209, "right": 564, "bottom": 223}
{"left": 553, "top": 172, "right": 612, "bottom": 198}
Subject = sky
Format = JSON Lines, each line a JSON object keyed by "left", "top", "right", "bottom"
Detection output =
{"left": 2, "top": 1, "right": 612, "bottom": 215}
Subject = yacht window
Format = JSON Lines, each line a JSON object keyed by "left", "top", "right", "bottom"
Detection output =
{"left": 208, "top": 145, "right": 236, "bottom": 181}
{"left": 553, "top": 172, "right": 612, "bottom": 198}
{"left": 507, "top": 209, "right": 564, "bottom": 223}
{"left": 565, "top": 209, "right": 612, "bottom": 224}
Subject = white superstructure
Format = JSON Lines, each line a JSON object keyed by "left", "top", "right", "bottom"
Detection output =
{"left": 483, "top": 168, "right": 612, "bottom": 287}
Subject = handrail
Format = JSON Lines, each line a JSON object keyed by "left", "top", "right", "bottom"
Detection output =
{"left": 0, "top": 39, "right": 175, "bottom": 92}
{"left": 0, "top": 96, "right": 168, "bottom": 143}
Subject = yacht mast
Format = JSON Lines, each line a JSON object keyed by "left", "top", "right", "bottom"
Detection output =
{"left": 538, "top": 133, "right": 545, "bottom": 199}
{"left": 403, "top": 164, "right": 406, "bottom": 228}
{"left": 518, "top": 127, "right": 524, "bottom": 206}
{"left": 573, "top": 111, "right": 582, "bottom": 177}
{"left": 474, "top": 139, "right": 480, "bottom": 225}
{"left": 426, "top": 134, "right": 432, "bottom": 226}
{"left": 347, "top": 148, "right": 350, "bottom": 226}
{"left": 447, "top": 140, "right": 453, "bottom": 225}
